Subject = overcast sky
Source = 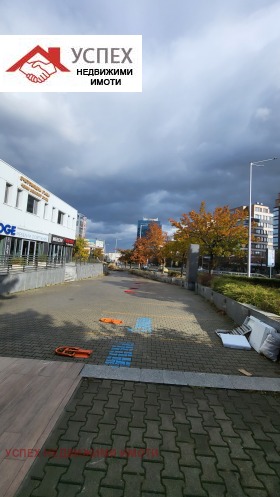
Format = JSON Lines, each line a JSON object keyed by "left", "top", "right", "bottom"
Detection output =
{"left": 1, "top": 0, "right": 280, "bottom": 249}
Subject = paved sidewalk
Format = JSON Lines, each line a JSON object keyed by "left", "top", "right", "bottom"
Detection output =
{"left": 15, "top": 378, "right": 280, "bottom": 497}
{"left": 0, "top": 272, "right": 279, "bottom": 377}
{"left": 1, "top": 272, "right": 280, "bottom": 496}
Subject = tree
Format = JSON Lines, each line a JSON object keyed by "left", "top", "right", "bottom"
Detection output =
{"left": 162, "top": 239, "right": 190, "bottom": 276}
{"left": 131, "top": 237, "right": 149, "bottom": 266}
{"left": 90, "top": 247, "right": 104, "bottom": 261}
{"left": 170, "top": 202, "right": 248, "bottom": 272}
{"left": 73, "top": 238, "right": 89, "bottom": 261}
{"left": 131, "top": 222, "right": 168, "bottom": 267}
{"left": 144, "top": 222, "right": 168, "bottom": 265}
{"left": 119, "top": 249, "right": 134, "bottom": 268}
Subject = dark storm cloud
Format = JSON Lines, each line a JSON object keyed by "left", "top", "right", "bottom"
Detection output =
{"left": 1, "top": 0, "right": 280, "bottom": 247}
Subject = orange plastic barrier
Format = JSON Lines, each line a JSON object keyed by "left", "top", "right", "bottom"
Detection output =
{"left": 55, "top": 346, "right": 93, "bottom": 358}
{"left": 99, "top": 318, "right": 124, "bottom": 325}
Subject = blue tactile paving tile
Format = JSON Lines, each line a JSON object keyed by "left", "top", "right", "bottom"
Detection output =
{"left": 105, "top": 342, "right": 134, "bottom": 367}
{"left": 128, "top": 317, "right": 152, "bottom": 334}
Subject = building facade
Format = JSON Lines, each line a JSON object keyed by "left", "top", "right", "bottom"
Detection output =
{"left": 232, "top": 203, "right": 273, "bottom": 268}
{"left": 273, "top": 193, "right": 280, "bottom": 250}
{"left": 0, "top": 159, "right": 77, "bottom": 262}
{"left": 137, "top": 217, "right": 162, "bottom": 238}
{"left": 76, "top": 213, "right": 87, "bottom": 238}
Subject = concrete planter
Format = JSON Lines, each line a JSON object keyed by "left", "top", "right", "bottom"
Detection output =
{"left": 130, "top": 269, "right": 188, "bottom": 288}
{"left": 196, "top": 283, "right": 280, "bottom": 332}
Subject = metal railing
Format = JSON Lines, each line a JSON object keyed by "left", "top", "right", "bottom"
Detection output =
{"left": 0, "top": 255, "right": 65, "bottom": 274}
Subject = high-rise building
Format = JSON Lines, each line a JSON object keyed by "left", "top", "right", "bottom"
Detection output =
{"left": 232, "top": 203, "right": 273, "bottom": 266}
{"left": 273, "top": 193, "right": 280, "bottom": 250}
{"left": 137, "top": 218, "right": 162, "bottom": 238}
{"left": 76, "top": 213, "right": 87, "bottom": 238}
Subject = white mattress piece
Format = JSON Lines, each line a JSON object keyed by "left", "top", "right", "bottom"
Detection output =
{"left": 218, "top": 333, "right": 252, "bottom": 350}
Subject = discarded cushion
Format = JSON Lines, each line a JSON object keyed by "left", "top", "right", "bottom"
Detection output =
{"left": 259, "top": 332, "right": 280, "bottom": 362}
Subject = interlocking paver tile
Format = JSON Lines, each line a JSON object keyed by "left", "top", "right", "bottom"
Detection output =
{"left": 198, "top": 455, "right": 223, "bottom": 484}
{"left": 142, "top": 462, "right": 165, "bottom": 493}
{"left": 181, "top": 467, "right": 207, "bottom": 496}
{"left": 254, "top": 475, "right": 280, "bottom": 496}
{"left": 162, "top": 451, "right": 184, "bottom": 479}
{"left": 245, "top": 449, "right": 276, "bottom": 475}
{"left": 163, "top": 479, "right": 184, "bottom": 497}
{"left": 254, "top": 440, "right": 280, "bottom": 463}
{"left": 123, "top": 473, "right": 144, "bottom": 497}
{"left": 57, "top": 483, "right": 81, "bottom": 497}
{"left": 233, "top": 460, "right": 265, "bottom": 488}
{"left": 205, "top": 426, "right": 228, "bottom": 448}
{"left": 218, "top": 470, "right": 248, "bottom": 497}
{"left": 32, "top": 466, "right": 68, "bottom": 497}
{"left": 94, "top": 424, "right": 115, "bottom": 445}
{"left": 100, "top": 457, "right": 126, "bottom": 489}
{"left": 224, "top": 436, "right": 250, "bottom": 460}
{"left": 127, "top": 427, "right": 146, "bottom": 448}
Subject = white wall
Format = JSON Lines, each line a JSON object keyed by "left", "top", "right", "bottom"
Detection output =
{"left": 0, "top": 159, "right": 77, "bottom": 239}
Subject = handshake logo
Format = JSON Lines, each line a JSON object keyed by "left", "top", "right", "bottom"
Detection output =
{"left": 6, "top": 45, "right": 70, "bottom": 83}
{"left": 20, "top": 60, "right": 57, "bottom": 83}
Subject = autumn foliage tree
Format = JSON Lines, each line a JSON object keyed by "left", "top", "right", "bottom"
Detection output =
{"left": 73, "top": 237, "right": 89, "bottom": 261}
{"left": 132, "top": 222, "right": 168, "bottom": 266}
{"left": 170, "top": 202, "right": 248, "bottom": 272}
{"left": 131, "top": 237, "right": 149, "bottom": 266}
{"left": 119, "top": 249, "right": 134, "bottom": 268}
{"left": 90, "top": 247, "right": 104, "bottom": 260}
{"left": 162, "top": 239, "right": 190, "bottom": 276}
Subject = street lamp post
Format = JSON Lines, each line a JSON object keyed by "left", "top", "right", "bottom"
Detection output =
{"left": 247, "top": 157, "right": 277, "bottom": 277}
{"left": 115, "top": 238, "right": 122, "bottom": 252}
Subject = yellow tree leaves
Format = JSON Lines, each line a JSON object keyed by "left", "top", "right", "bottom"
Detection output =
{"left": 170, "top": 202, "right": 248, "bottom": 271}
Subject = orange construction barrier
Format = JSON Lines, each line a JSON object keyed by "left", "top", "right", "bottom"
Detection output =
{"left": 99, "top": 318, "right": 124, "bottom": 325}
{"left": 55, "top": 346, "right": 93, "bottom": 358}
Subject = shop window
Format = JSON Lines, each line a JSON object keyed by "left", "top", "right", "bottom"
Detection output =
{"left": 57, "top": 210, "right": 64, "bottom": 225}
{"left": 4, "top": 183, "right": 12, "bottom": 204}
{"left": 16, "top": 188, "right": 22, "bottom": 208}
{"left": 26, "top": 194, "right": 38, "bottom": 214}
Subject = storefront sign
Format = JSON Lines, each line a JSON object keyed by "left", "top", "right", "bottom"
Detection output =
{"left": 51, "top": 235, "right": 64, "bottom": 244}
{"left": 64, "top": 238, "right": 75, "bottom": 246}
{"left": 20, "top": 175, "right": 50, "bottom": 202}
{"left": 16, "top": 228, "right": 49, "bottom": 242}
{"left": 0, "top": 223, "right": 16, "bottom": 235}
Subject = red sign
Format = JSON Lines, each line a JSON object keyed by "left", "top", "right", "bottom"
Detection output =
{"left": 64, "top": 238, "right": 75, "bottom": 246}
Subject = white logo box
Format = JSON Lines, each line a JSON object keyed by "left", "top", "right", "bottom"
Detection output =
{"left": 0, "top": 35, "right": 142, "bottom": 92}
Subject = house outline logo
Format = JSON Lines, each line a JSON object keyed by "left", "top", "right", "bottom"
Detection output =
{"left": 6, "top": 45, "right": 70, "bottom": 84}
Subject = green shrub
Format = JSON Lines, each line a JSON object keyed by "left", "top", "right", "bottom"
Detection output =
{"left": 211, "top": 276, "right": 280, "bottom": 315}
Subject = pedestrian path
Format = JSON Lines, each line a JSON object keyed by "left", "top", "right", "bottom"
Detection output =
{"left": 0, "top": 272, "right": 280, "bottom": 495}
{"left": 15, "top": 376, "right": 280, "bottom": 497}
{"left": 0, "top": 272, "right": 278, "bottom": 377}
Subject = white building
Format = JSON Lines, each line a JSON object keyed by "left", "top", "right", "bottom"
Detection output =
{"left": 0, "top": 159, "right": 77, "bottom": 262}
{"left": 232, "top": 202, "right": 273, "bottom": 268}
